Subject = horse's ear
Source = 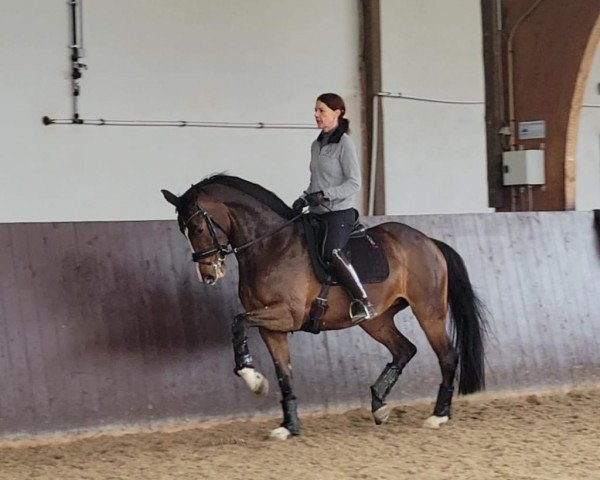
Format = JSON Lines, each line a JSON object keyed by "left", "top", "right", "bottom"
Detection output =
{"left": 161, "top": 189, "right": 179, "bottom": 207}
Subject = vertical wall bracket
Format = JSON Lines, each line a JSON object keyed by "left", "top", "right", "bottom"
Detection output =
{"left": 68, "top": 0, "right": 86, "bottom": 123}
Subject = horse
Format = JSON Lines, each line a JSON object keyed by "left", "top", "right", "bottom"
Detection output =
{"left": 161, "top": 174, "right": 487, "bottom": 439}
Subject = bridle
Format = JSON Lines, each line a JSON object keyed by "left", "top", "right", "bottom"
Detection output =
{"left": 183, "top": 204, "right": 232, "bottom": 264}
{"left": 182, "top": 202, "right": 303, "bottom": 267}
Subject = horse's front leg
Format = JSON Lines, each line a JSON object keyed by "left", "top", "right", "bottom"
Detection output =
{"left": 231, "top": 313, "right": 269, "bottom": 396}
{"left": 231, "top": 304, "right": 299, "bottom": 439}
{"left": 259, "top": 329, "right": 300, "bottom": 439}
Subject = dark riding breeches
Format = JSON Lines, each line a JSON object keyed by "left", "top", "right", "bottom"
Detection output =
{"left": 318, "top": 208, "right": 357, "bottom": 261}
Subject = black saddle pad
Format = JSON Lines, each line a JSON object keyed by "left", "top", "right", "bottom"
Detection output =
{"left": 301, "top": 214, "right": 389, "bottom": 285}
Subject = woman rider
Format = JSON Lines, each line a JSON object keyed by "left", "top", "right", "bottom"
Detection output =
{"left": 293, "top": 92, "right": 376, "bottom": 323}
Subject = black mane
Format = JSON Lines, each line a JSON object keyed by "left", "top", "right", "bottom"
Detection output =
{"left": 188, "top": 174, "right": 295, "bottom": 220}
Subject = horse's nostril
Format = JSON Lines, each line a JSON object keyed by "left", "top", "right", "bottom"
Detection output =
{"left": 205, "top": 275, "right": 216, "bottom": 285}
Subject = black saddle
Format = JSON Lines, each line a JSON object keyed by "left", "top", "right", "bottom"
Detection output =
{"left": 301, "top": 213, "right": 389, "bottom": 285}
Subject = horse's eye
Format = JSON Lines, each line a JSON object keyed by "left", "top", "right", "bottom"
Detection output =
{"left": 189, "top": 226, "right": 204, "bottom": 237}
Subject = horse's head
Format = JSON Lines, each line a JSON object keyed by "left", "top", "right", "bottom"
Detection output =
{"left": 162, "top": 188, "right": 231, "bottom": 286}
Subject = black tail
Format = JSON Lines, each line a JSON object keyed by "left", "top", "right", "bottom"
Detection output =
{"left": 433, "top": 239, "right": 487, "bottom": 394}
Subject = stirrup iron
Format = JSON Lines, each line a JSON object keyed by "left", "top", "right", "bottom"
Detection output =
{"left": 349, "top": 299, "right": 376, "bottom": 324}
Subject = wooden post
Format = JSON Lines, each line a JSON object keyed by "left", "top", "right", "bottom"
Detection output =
{"left": 481, "top": 0, "right": 505, "bottom": 209}
{"left": 359, "top": 0, "right": 385, "bottom": 215}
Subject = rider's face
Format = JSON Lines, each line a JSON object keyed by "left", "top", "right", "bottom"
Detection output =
{"left": 314, "top": 101, "right": 340, "bottom": 132}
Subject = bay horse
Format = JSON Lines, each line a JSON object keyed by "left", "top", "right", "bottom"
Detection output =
{"left": 162, "top": 174, "right": 486, "bottom": 439}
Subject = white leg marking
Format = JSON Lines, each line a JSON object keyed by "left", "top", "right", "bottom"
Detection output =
{"left": 423, "top": 415, "right": 449, "bottom": 429}
{"left": 237, "top": 367, "right": 269, "bottom": 396}
{"left": 373, "top": 404, "right": 391, "bottom": 425}
{"left": 269, "top": 426, "right": 291, "bottom": 440}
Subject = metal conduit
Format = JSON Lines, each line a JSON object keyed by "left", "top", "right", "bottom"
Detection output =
{"left": 41, "top": 116, "right": 316, "bottom": 129}
{"left": 507, "top": 0, "right": 547, "bottom": 150}
{"left": 377, "top": 91, "right": 485, "bottom": 105}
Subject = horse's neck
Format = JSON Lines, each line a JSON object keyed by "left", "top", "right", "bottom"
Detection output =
{"left": 220, "top": 195, "right": 308, "bottom": 307}
{"left": 225, "top": 200, "right": 290, "bottom": 249}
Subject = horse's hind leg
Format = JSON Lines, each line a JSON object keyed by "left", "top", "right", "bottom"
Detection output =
{"left": 411, "top": 303, "right": 458, "bottom": 429}
{"left": 360, "top": 310, "right": 417, "bottom": 425}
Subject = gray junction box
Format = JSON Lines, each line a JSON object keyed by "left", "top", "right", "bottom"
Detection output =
{"left": 502, "top": 150, "right": 545, "bottom": 186}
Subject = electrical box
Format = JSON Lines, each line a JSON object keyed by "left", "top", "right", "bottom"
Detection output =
{"left": 502, "top": 150, "right": 545, "bottom": 186}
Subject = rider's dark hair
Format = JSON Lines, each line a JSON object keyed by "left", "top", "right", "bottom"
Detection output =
{"left": 317, "top": 93, "right": 349, "bottom": 134}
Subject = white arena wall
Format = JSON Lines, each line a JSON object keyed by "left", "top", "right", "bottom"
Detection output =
{"left": 380, "top": 0, "right": 490, "bottom": 215}
{"left": 1, "top": 0, "right": 360, "bottom": 222}
{"left": 1, "top": 1, "right": 598, "bottom": 223}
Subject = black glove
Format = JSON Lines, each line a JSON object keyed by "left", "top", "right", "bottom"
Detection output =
{"left": 306, "top": 191, "right": 326, "bottom": 207}
{"left": 292, "top": 196, "right": 309, "bottom": 212}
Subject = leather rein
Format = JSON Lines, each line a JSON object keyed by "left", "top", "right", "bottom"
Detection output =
{"left": 183, "top": 203, "right": 303, "bottom": 264}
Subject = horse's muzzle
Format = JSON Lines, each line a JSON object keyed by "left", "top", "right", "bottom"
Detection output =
{"left": 197, "top": 259, "right": 226, "bottom": 285}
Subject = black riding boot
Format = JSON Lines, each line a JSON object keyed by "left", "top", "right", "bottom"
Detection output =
{"left": 330, "top": 249, "right": 376, "bottom": 324}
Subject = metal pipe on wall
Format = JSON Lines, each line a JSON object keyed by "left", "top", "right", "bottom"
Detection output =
{"left": 506, "top": 0, "right": 546, "bottom": 150}
{"left": 377, "top": 91, "right": 484, "bottom": 105}
{"left": 505, "top": 0, "right": 546, "bottom": 211}
{"left": 368, "top": 95, "right": 380, "bottom": 216}
{"left": 68, "top": 0, "right": 85, "bottom": 122}
{"left": 41, "top": 117, "right": 315, "bottom": 129}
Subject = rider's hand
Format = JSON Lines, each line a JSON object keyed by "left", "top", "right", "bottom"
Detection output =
{"left": 292, "top": 196, "right": 309, "bottom": 212}
{"left": 306, "top": 191, "right": 326, "bottom": 207}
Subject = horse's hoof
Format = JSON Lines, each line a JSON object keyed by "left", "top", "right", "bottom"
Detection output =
{"left": 269, "top": 426, "right": 291, "bottom": 440}
{"left": 423, "top": 415, "right": 449, "bottom": 429}
{"left": 252, "top": 372, "right": 269, "bottom": 396}
{"left": 237, "top": 368, "right": 269, "bottom": 396}
{"left": 373, "top": 404, "right": 391, "bottom": 425}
